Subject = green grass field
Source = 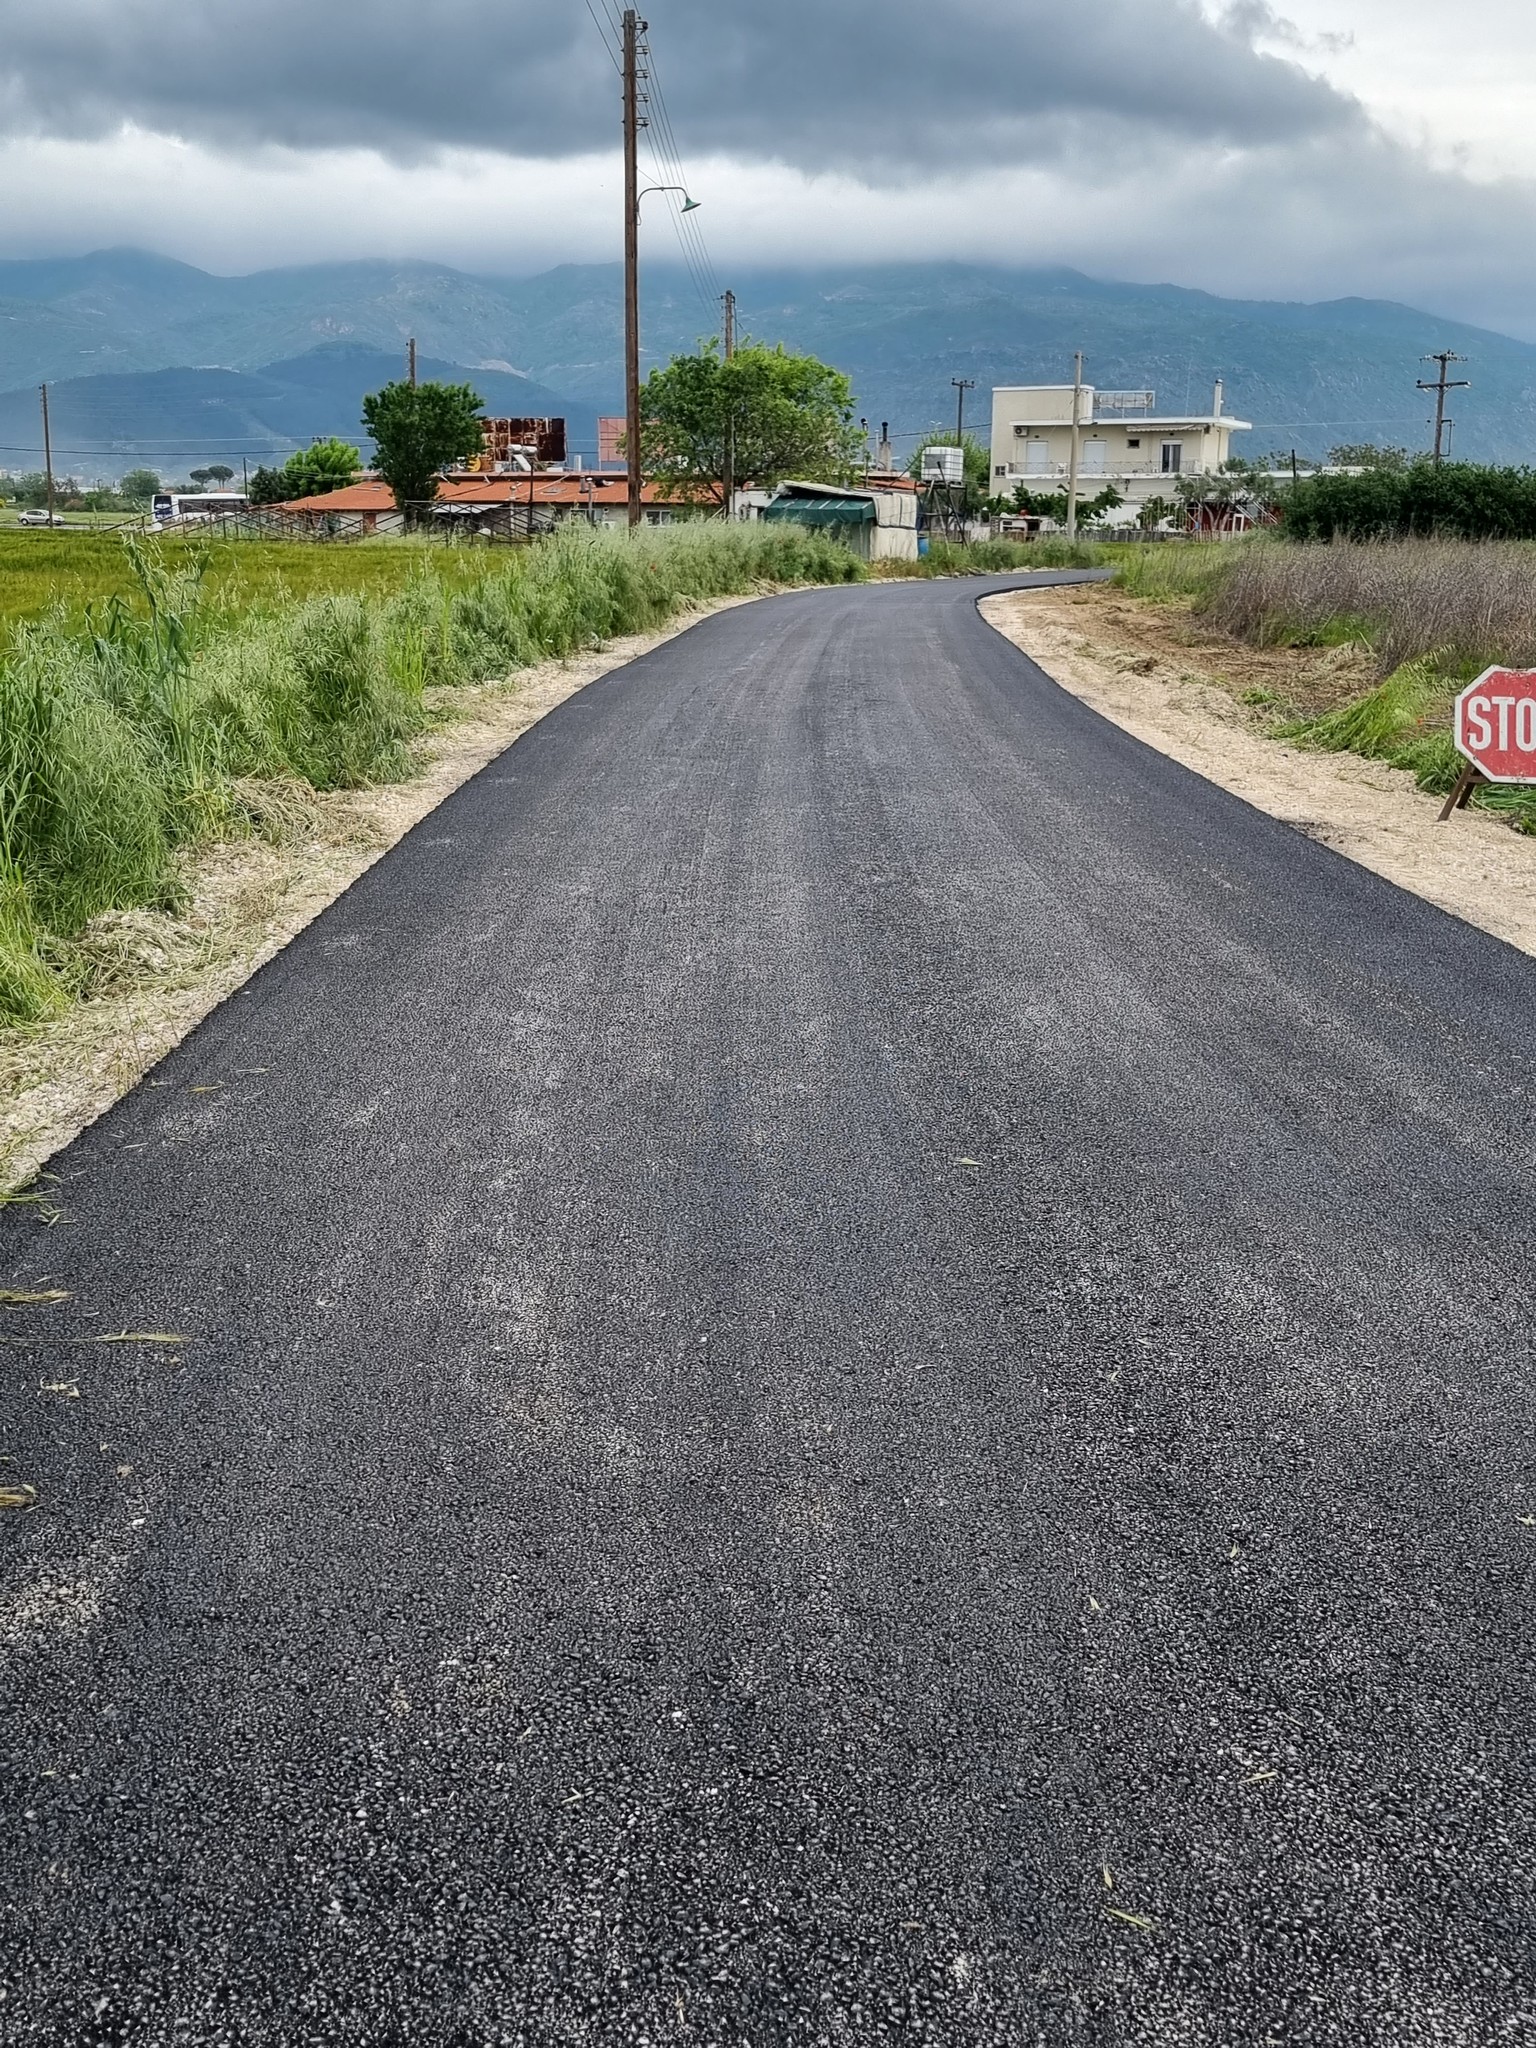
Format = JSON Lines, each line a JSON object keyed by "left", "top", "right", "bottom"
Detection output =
{"left": 0, "top": 530, "right": 505, "bottom": 639}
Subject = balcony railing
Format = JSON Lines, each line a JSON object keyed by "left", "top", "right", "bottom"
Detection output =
{"left": 1003, "top": 462, "right": 1191, "bottom": 482}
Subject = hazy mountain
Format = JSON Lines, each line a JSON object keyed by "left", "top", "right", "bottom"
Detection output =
{"left": 3, "top": 248, "right": 1535, "bottom": 470}
{"left": 0, "top": 344, "right": 599, "bottom": 478}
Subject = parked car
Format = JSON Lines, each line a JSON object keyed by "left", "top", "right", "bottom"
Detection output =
{"left": 15, "top": 508, "right": 65, "bottom": 527}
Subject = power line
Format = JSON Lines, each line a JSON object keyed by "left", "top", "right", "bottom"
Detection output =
{"left": 637, "top": 26, "right": 719, "bottom": 323}
{"left": 582, "top": 0, "right": 621, "bottom": 68}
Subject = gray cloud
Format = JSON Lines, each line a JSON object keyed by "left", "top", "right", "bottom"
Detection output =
{"left": 0, "top": 0, "right": 1359, "bottom": 169}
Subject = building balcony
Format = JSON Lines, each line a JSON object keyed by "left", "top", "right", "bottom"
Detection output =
{"left": 999, "top": 462, "right": 1201, "bottom": 483}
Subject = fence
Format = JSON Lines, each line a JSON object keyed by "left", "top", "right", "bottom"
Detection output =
{"left": 151, "top": 502, "right": 570, "bottom": 546}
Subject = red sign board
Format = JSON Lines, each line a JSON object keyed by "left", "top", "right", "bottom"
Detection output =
{"left": 1454, "top": 667, "right": 1536, "bottom": 782}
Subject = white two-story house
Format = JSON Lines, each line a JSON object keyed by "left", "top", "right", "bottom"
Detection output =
{"left": 989, "top": 380, "right": 1250, "bottom": 513}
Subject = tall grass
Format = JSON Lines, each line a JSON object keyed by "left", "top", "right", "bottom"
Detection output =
{"left": 0, "top": 522, "right": 864, "bottom": 1024}
{"left": 1117, "top": 536, "right": 1536, "bottom": 825}
{"left": 1201, "top": 538, "right": 1536, "bottom": 678}
{"left": 1112, "top": 542, "right": 1246, "bottom": 605}
{"left": 876, "top": 536, "right": 1109, "bottom": 578}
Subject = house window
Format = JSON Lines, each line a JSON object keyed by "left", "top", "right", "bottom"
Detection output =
{"left": 1081, "top": 438, "right": 1108, "bottom": 476}
{"left": 1161, "top": 442, "right": 1183, "bottom": 474}
{"left": 994, "top": 464, "right": 1007, "bottom": 477}
{"left": 1127, "top": 437, "right": 1141, "bottom": 449}
{"left": 1024, "top": 438, "right": 1051, "bottom": 474}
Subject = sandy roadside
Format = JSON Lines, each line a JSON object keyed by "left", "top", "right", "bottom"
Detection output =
{"left": 982, "top": 584, "right": 1536, "bottom": 958}
{"left": 0, "top": 591, "right": 767, "bottom": 1193}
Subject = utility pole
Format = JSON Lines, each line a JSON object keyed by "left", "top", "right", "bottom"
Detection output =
{"left": 950, "top": 376, "right": 975, "bottom": 535}
{"left": 39, "top": 384, "right": 55, "bottom": 526}
{"left": 1065, "top": 351, "right": 1085, "bottom": 539}
{"left": 623, "top": 9, "right": 644, "bottom": 529}
{"left": 722, "top": 287, "right": 736, "bottom": 521}
{"left": 1417, "top": 351, "right": 1468, "bottom": 466}
{"left": 408, "top": 338, "right": 417, "bottom": 388}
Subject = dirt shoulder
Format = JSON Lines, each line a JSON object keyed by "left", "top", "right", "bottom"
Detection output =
{"left": 981, "top": 583, "right": 1536, "bottom": 959}
{"left": 0, "top": 592, "right": 765, "bottom": 1193}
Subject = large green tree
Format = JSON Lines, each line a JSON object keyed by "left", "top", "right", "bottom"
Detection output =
{"left": 361, "top": 380, "right": 484, "bottom": 522}
{"left": 640, "top": 340, "right": 863, "bottom": 499}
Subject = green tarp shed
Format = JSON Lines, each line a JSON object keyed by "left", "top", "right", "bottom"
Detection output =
{"left": 760, "top": 495, "right": 875, "bottom": 526}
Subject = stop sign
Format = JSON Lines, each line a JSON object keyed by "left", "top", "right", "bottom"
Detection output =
{"left": 1454, "top": 667, "right": 1536, "bottom": 782}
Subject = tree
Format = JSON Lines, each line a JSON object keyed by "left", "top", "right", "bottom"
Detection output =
{"left": 280, "top": 438, "right": 361, "bottom": 500}
{"left": 204, "top": 464, "right": 235, "bottom": 485}
{"left": 1327, "top": 443, "right": 1411, "bottom": 471}
{"left": 247, "top": 466, "right": 290, "bottom": 506}
{"left": 1005, "top": 479, "right": 1123, "bottom": 526}
{"left": 188, "top": 468, "right": 215, "bottom": 489}
{"left": 640, "top": 340, "right": 863, "bottom": 500}
{"left": 361, "top": 380, "right": 484, "bottom": 522}
{"left": 119, "top": 468, "right": 160, "bottom": 504}
{"left": 1137, "top": 493, "right": 1177, "bottom": 533}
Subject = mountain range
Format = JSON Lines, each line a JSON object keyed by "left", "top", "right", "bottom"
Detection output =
{"left": 2, "top": 247, "right": 1534, "bottom": 476}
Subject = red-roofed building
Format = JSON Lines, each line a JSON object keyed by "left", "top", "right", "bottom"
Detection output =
{"left": 279, "top": 473, "right": 718, "bottom": 534}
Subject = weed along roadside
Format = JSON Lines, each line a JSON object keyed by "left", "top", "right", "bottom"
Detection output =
{"left": 0, "top": 523, "right": 871, "bottom": 1186}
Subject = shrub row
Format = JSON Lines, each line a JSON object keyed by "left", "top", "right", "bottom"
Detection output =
{"left": 1282, "top": 463, "right": 1536, "bottom": 542}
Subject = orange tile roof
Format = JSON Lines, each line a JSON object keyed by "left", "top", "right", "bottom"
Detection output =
{"left": 279, "top": 473, "right": 716, "bottom": 512}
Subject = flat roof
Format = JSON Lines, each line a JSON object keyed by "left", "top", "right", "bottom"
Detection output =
{"left": 1005, "top": 415, "right": 1253, "bottom": 432}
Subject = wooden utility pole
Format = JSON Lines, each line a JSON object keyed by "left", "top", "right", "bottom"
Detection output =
{"left": 951, "top": 376, "right": 975, "bottom": 534}
{"left": 39, "top": 384, "right": 55, "bottom": 526}
{"left": 408, "top": 337, "right": 418, "bottom": 388}
{"left": 623, "top": 9, "right": 643, "bottom": 529}
{"left": 952, "top": 376, "right": 974, "bottom": 447}
{"left": 722, "top": 287, "right": 736, "bottom": 521}
{"left": 1417, "top": 350, "right": 1468, "bottom": 465}
{"left": 1065, "top": 351, "right": 1085, "bottom": 538}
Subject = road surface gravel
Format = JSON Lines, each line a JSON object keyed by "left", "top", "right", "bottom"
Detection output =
{"left": 2, "top": 572, "right": 1533, "bottom": 2046}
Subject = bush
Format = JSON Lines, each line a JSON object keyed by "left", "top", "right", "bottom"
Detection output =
{"left": 1282, "top": 461, "right": 1536, "bottom": 542}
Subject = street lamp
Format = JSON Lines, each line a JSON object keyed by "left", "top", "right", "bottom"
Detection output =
{"left": 638, "top": 185, "right": 700, "bottom": 215}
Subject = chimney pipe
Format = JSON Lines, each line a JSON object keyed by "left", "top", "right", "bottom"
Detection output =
{"left": 1213, "top": 377, "right": 1224, "bottom": 419}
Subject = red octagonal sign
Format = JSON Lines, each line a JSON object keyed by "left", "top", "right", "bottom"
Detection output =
{"left": 1454, "top": 667, "right": 1536, "bottom": 782}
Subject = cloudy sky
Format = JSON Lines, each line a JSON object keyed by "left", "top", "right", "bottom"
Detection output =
{"left": 1, "top": 0, "right": 1533, "bottom": 334}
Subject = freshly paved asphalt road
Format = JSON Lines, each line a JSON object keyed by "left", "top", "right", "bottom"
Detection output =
{"left": 3, "top": 571, "right": 1535, "bottom": 2047}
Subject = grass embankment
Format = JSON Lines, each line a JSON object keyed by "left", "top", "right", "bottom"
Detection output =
{"left": 0, "top": 522, "right": 862, "bottom": 1025}
{"left": 1114, "top": 538, "right": 1536, "bottom": 827}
